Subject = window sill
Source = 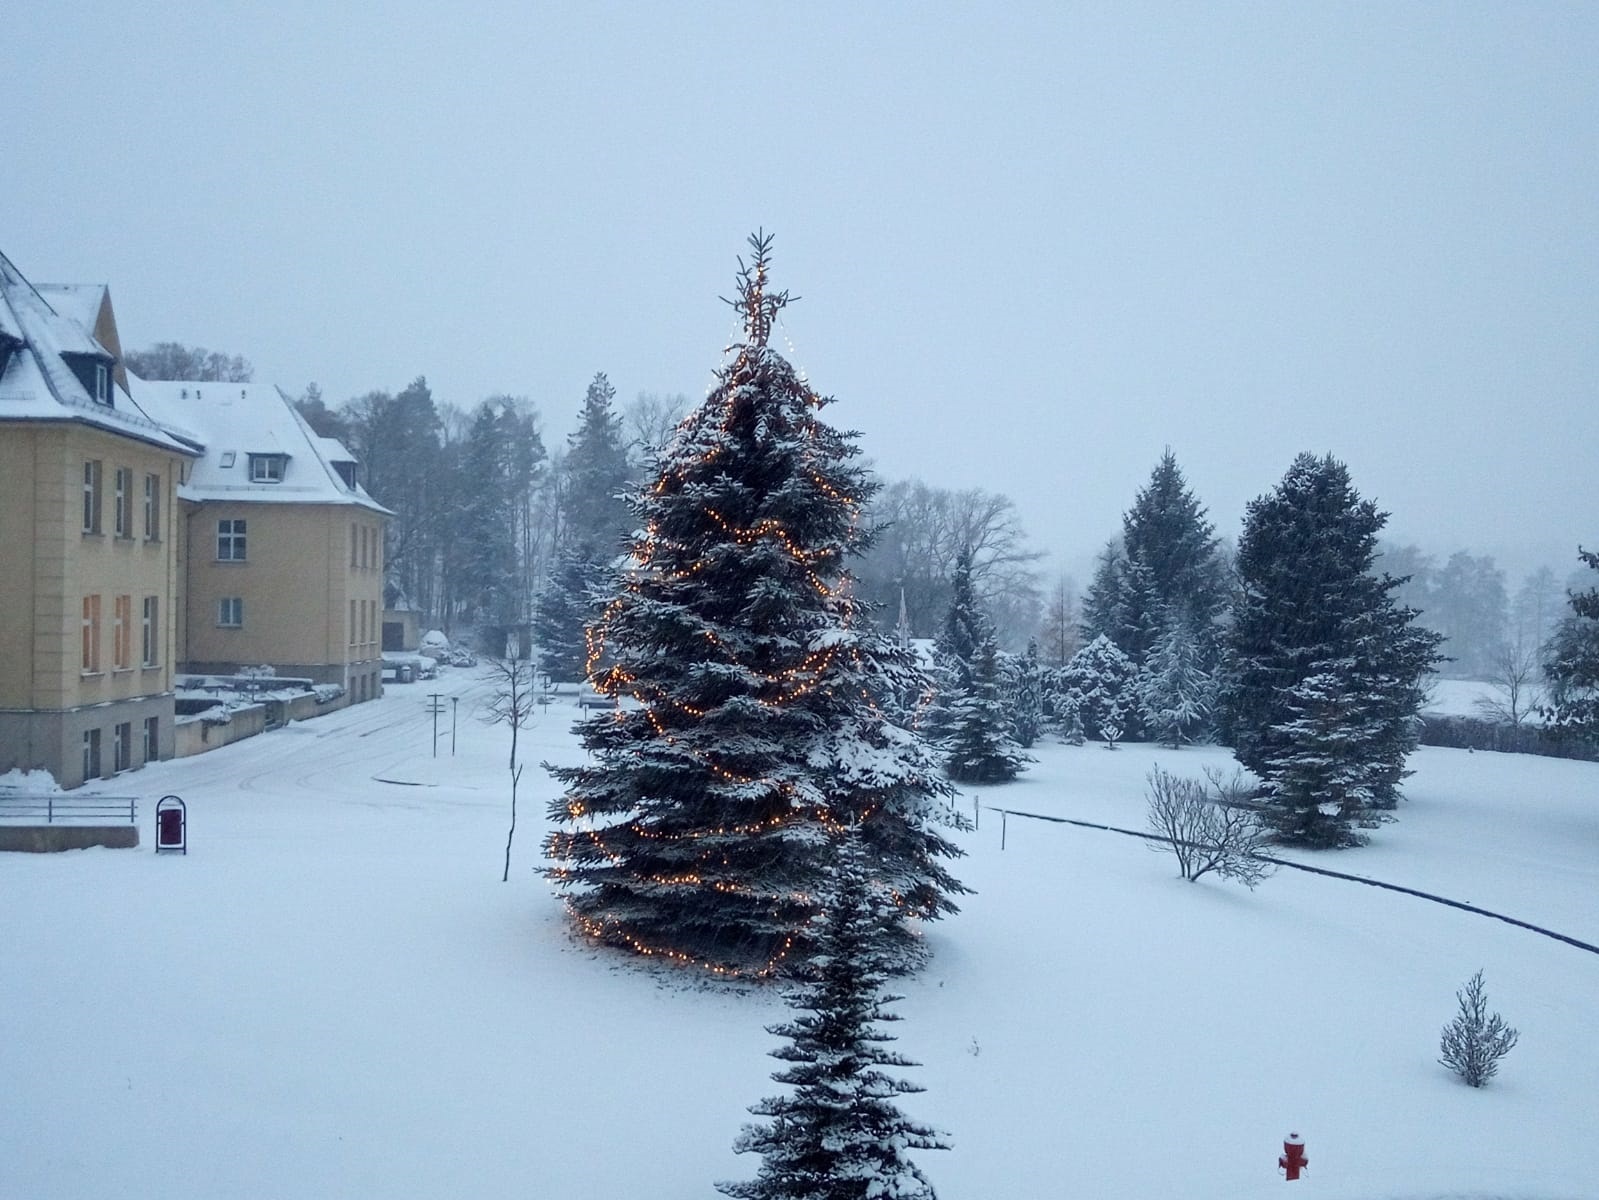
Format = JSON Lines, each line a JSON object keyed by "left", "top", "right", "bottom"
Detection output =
{"left": 80, "top": 670, "right": 104, "bottom": 678}
{"left": 214, "top": 559, "right": 248, "bottom": 565}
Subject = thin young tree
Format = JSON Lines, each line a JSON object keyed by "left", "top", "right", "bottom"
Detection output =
{"left": 484, "top": 653, "right": 539, "bottom": 881}
{"left": 545, "top": 234, "right": 965, "bottom": 976}
{"left": 718, "top": 833, "right": 950, "bottom": 1200}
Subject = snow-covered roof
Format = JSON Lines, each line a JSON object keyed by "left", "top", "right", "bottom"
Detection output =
{"left": 135, "top": 379, "right": 391, "bottom": 514}
{"left": 0, "top": 250, "right": 193, "bottom": 455}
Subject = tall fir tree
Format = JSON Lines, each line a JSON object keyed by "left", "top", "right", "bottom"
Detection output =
{"left": 544, "top": 235, "right": 965, "bottom": 976}
{"left": 718, "top": 833, "right": 950, "bottom": 1200}
{"left": 1003, "top": 641, "right": 1045, "bottom": 749}
{"left": 534, "top": 374, "right": 634, "bottom": 680}
{"left": 457, "top": 400, "right": 527, "bottom": 627}
{"left": 930, "top": 548, "right": 1029, "bottom": 783}
{"left": 1225, "top": 454, "right": 1443, "bottom": 845}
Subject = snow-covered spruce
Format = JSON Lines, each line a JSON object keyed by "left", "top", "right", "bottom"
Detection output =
{"left": 928, "top": 546, "right": 1030, "bottom": 783}
{"left": 1225, "top": 453, "right": 1443, "bottom": 847}
{"left": 533, "top": 373, "right": 634, "bottom": 682}
{"left": 544, "top": 234, "right": 965, "bottom": 977}
{"left": 1054, "top": 634, "right": 1137, "bottom": 745}
{"left": 718, "top": 835, "right": 950, "bottom": 1200}
{"left": 1541, "top": 546, "right": 1599, "bottom": 744}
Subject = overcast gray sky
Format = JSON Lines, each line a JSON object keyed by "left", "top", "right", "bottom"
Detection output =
{"left": 6, "top": 2, "right": 1595, "bottom": 581}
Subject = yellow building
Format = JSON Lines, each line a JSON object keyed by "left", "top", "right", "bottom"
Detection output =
{"left": 138, "top": 382, "right": 391, "bottom": 702}
{"left": 1, "top": 253, "right": 390, "bottom": 789}
{"left": 1, "top": 256, "right": 196, "bottom": 787}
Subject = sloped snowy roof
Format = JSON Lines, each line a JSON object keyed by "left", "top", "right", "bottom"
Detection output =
{"left": 136, "top": 379, "right": 391, "bottom": 514}
{"left": 0, "top": 250, "right": 192, "bottom": 454}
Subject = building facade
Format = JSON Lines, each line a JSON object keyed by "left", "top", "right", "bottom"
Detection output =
{"left": 1, "top": 253, "right": 390, "bottom": 788}
{"left": 1, "top": 257, "right": 194, "bottom": 787}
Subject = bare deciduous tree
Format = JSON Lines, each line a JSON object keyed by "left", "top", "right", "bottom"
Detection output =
{"left": 1145, "top": 766, "right": 1275, "bottom": 888}
{"left": 1439, "top": 969, "right": 1519, "bottom": 1087}
{"left": 483, "top": 654, "right": 539, "bottom": 882}
{"left": 1474, "top": 639, "right": 1544, "bottom": 727}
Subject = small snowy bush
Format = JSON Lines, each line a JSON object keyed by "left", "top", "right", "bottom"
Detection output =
{"left": 1439, "top": 970, "right": 1519, "bottom": 1087}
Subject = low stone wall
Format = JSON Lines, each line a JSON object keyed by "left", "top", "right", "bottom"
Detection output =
{"left": 0, "top": 825, "right": 140, "bottom": 852}
{"left": 174, "top": 704, "right": 268, "bottom": 757}
{"left": 173, "top": 691, "right": 349, "bottom": 758}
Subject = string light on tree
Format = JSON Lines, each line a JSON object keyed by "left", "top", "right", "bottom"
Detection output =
{"left": 543, "top": 231, "right": 966, "bottom": 978}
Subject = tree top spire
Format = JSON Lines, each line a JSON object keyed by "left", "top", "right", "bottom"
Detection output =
{"left": 723, "top": 229, "right": 794, "bottom": 348}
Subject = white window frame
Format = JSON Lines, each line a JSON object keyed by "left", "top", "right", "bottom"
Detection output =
{"left": 218, "top": 597, "right": 244, "bottom": 628}
{"left": 141, "top": 596, "right": 159, "bottom": 667}
{"left": 250, "top": 454, "right": 285, "bottom": 483}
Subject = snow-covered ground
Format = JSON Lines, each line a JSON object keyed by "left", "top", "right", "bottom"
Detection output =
{"left": 4, "top": 669, "right": 1595, "bottom": 1199}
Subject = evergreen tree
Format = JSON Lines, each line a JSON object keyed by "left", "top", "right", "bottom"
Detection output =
{"left": 1542, "top": 547, "right": 1599, "bottom": 743}
{"left": 534, "top": 375, "right": 633, "bottom": 679}
{"left": 1079, "top": 540, "right": 1126, "bottom": 648}
{"left": 532, "top": 543, "right": 608, "bottom": 681}
{"left": 1138, "top": 611, "right": 1214, "bottom": 748}
{"left": 1058, "top": 635, "right": 1138, "bottom": 744}
{"left": 561, "top": 372, "right": 633, "bottom": 549}
{"left": 457, "top": 401, "right": 524, "bottom": 627}
{"left": 718, "top": 834, "right": 950, "bottom": 1200}
{"left": 1225, "top": 454, "right": 1444, "bottom": 845}
{"left": 930, "top": 548, "right": 1029, "bottom": 782}
{"left": 1003, "top": 642, "right": 1045, "bottom": 749}
{"left": 544, "top": 235, "right": 965, "bottom": 976}
{"left": 1121, "top": 450, "right": 1224, "bottom": 641}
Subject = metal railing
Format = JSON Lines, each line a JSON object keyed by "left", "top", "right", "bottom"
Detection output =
{"left": 0, "top": 792, "right": 138, "bottom": 824}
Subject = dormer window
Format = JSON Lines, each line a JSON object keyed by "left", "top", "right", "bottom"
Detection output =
{"left": 219, "top": 451, "right": 236, "bottom": 468}
{"left": 333, "top": 461, "right": 357, "bottom": 489}
{"left": 249, "top": 454, "right": 286, "bottom": 483}
{"left": 62, "top": 352, "right": 114, "bottom": 407}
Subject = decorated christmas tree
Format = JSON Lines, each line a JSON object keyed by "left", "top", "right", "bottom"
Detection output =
{"left": 544, "top": 234, "right": 965, "bottom": 976}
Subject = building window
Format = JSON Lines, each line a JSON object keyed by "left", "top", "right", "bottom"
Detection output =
{"left": 113, "top": 594, "right": 131, "bottom": 669}
{"left": 249, "top": 454, "right": 286, "bottom": 483}
{"left": 217, "top": 519, "right": 247, "bottom": 561}
{"left": 113, "top": 468, "right": 132, "bottom": 537}
{"left": 350, "top": 599, "right": 357, "bottom": 646}
{"left": 360, "top": 526, "right": 369, "bottom": 569}
{"left": 350, "top": 523, "right": 358, "bottom": 568}
{"left": 143, "top": 716, "right": 160, "bottom": 762}
{"left": 218, "top": 597, "right": 244, "bottom": 628}
{"left": 94, "top": 362, "right": 110, "bottom": 405}
{"left": 82, "top": 460, "right": 102, "bottom": 533}
{"left": 83, "top": 729, "right": 102, "bottom": 780}
{"left": 144, "top": 473, "right": 161, "bottom": 540}
{"left": 113, "top": 722, "right": 132, "bottom": 773}
{"left": 81, "top": 595, "right": 101, "bottom": 673}
{"left": 141, "top": 596, "right": 159, "bottom": 666}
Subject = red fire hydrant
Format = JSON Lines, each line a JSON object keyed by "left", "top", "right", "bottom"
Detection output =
{"left": 1278, "top": 1132, "right": 1308, "bottom": 1181}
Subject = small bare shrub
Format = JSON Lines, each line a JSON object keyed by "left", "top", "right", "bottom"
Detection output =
{"left": 1145, "top": 766, "right": 1275, "bottom": 888}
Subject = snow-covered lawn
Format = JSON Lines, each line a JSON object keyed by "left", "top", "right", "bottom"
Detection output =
{"left": 4, "top": 669, "right": 1595, "bottom": 1199}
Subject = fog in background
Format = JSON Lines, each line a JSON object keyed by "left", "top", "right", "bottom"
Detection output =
{"left": 5, "top": 2, "right": 1595, "bottom": 579}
